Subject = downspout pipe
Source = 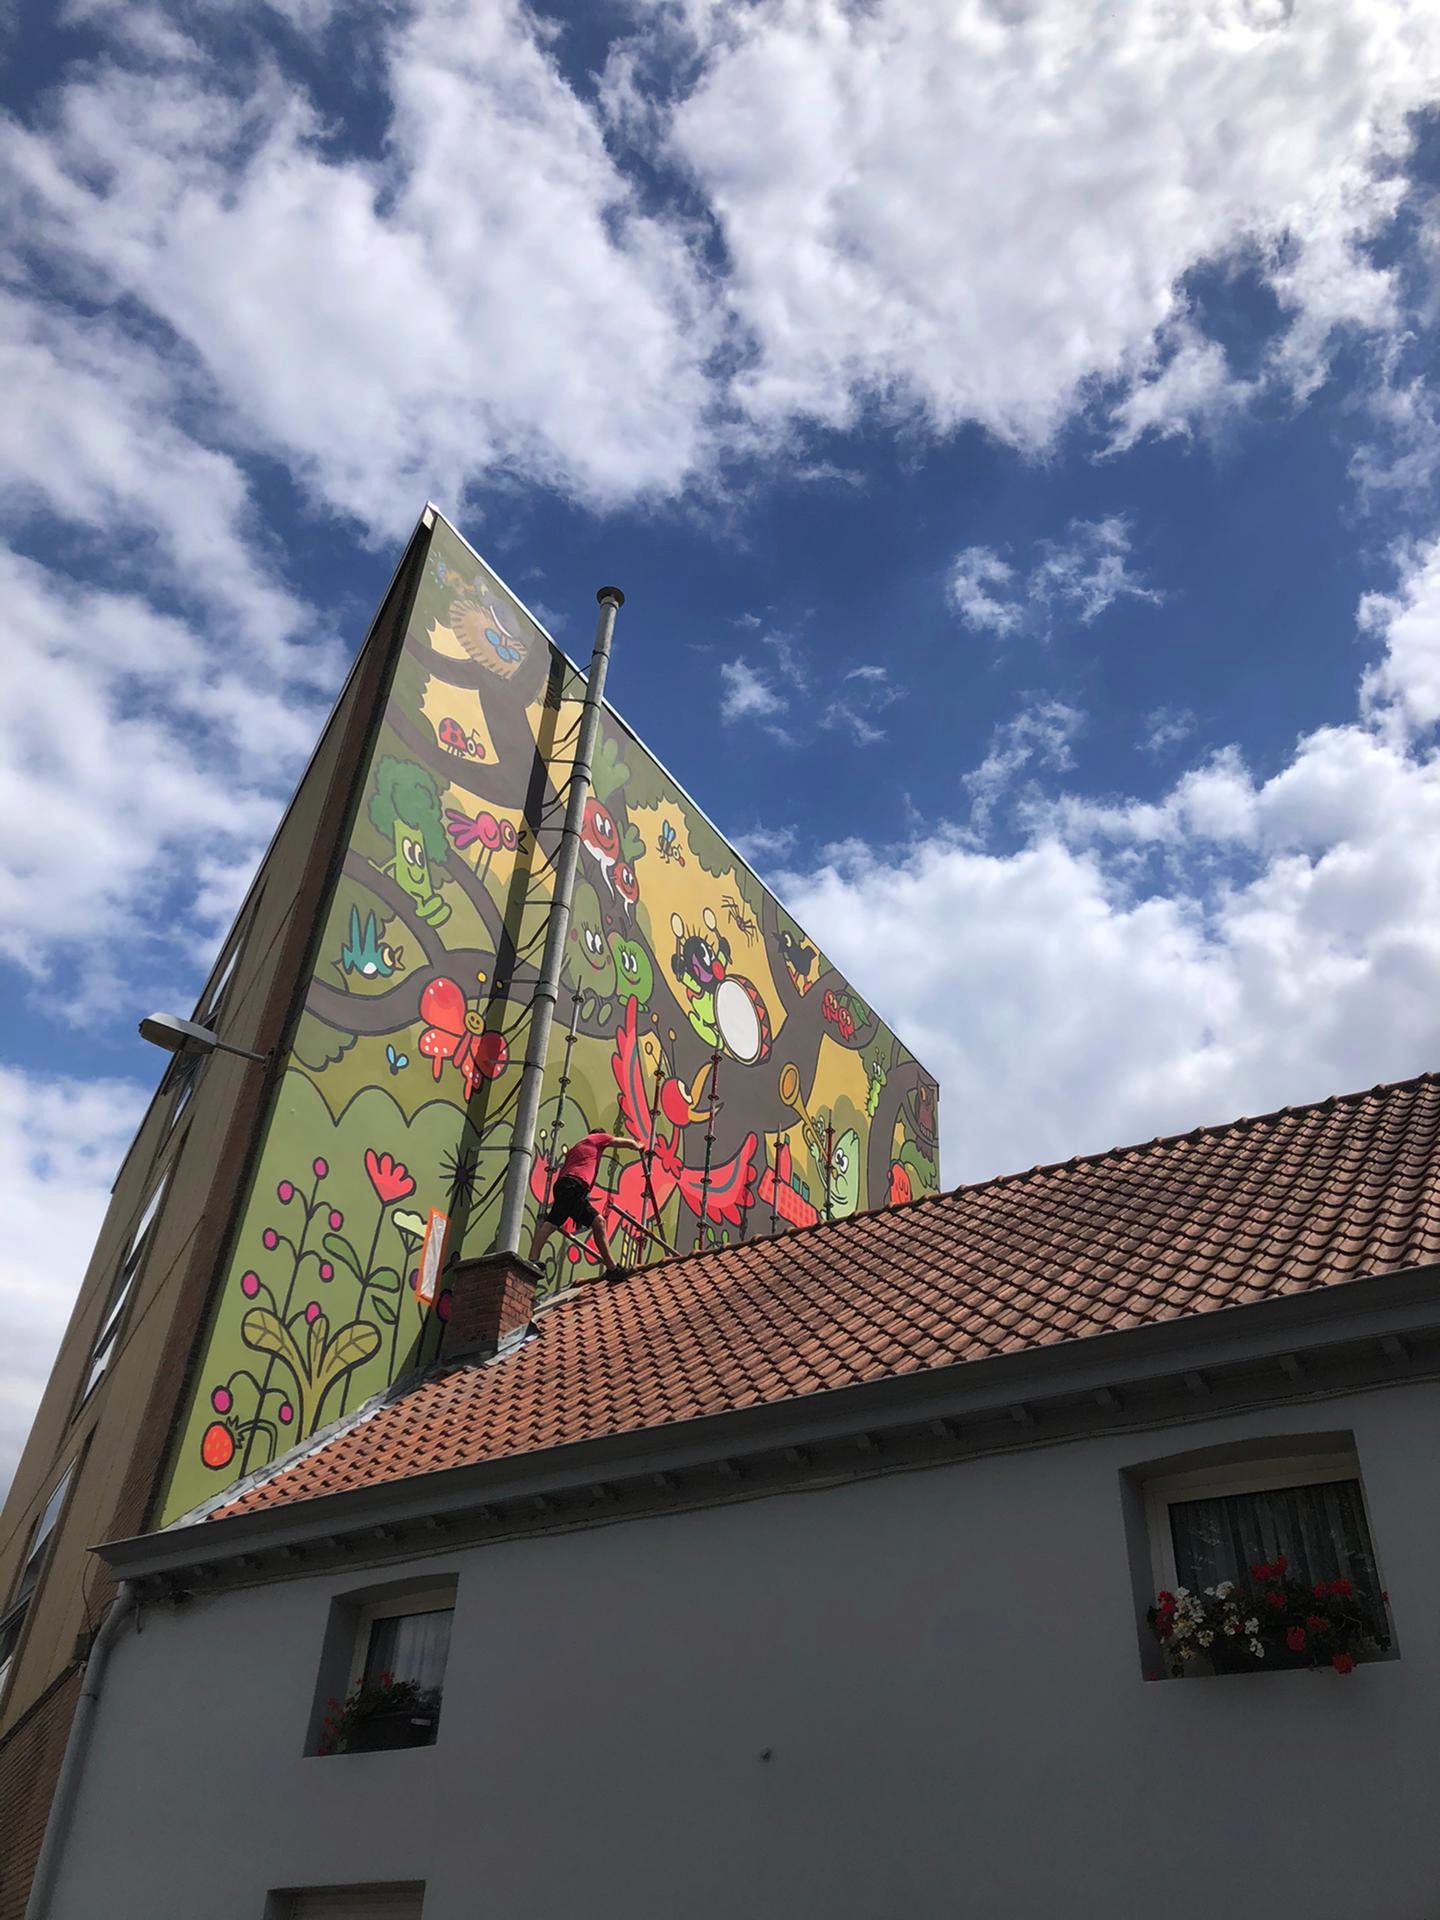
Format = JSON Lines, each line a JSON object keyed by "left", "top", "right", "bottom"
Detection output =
{"left": 25, "top": 1580, "right": 136, "bottom": 1920}
{"left": 494, "top": 587, "right": 624, "bottom": 1254}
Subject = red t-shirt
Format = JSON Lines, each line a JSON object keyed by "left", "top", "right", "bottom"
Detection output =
{"left": 558, "top": 1132, "right": 620, "bottom": 1186}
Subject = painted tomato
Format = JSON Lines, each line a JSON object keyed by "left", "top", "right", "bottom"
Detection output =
{"left": 201, "top": 1420, "right": 236, "bottom": 1470}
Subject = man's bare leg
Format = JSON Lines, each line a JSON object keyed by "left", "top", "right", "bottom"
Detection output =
{"left": 529, "top": 1218, "right": 556, "bottom": 1264}
{"left": 590, "top": 1216, "right": 630, "bottom": 1279}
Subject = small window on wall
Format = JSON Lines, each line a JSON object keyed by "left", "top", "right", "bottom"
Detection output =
{"left": 78, "top": 1171, "right": 169, "bottom": 1407}
{"left": 0, "top": 1460, "right": 75, "bottom": 1704}
{"left": 272, "top": 1886, "right": 424, "bottom": 1919}
{"left": 323, "top": 1592, "right": 453, "bottom": 1756}
{"left": 1146, "top": 1450, "right": 1392, "bottom": 1676}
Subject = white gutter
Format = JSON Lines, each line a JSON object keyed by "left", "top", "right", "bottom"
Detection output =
{"left": 24, "top": 1581, "right": 135, "bottom": 1920}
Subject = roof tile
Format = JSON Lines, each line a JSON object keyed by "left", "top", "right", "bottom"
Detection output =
{"left": 214, "top": 1070, "right": 1440, "bottom": 1522}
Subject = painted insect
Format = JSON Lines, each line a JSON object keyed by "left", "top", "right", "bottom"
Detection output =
{"left": 385, "top": 1044, "right": 409, "bottom": 1075}
{"left": 720, "top": 895, "right": 758, "bottom": 943}
{"left": 437, "top": 717, "right": 486, "bottom": 759}
{"left": 656, "top": 819, "right": 685, "bottom": 866}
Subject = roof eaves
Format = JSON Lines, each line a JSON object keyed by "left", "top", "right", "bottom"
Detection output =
{"left": 100, "top": 1259, "right": 1440, "bottom": 1585}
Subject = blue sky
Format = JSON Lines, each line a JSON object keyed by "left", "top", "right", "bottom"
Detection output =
{"left": 6, "top": 0, "right": 1440, "bottom": 1479}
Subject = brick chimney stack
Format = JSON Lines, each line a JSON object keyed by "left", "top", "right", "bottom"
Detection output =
{"left": 441, "top": 1249, "right": 540, "bottom": 1359}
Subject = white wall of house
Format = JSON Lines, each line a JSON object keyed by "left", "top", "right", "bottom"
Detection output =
{"left": 47, "top": 1379, "right": 1438, "bottom": 1920}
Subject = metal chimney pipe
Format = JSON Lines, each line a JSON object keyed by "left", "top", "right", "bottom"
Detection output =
{"left": 494, "top": 586, "right": 624, "bottom": 1254}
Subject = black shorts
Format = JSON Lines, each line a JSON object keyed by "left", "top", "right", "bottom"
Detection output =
{"left": 546, "top": 1174, "right": 597, "bottom": 1230}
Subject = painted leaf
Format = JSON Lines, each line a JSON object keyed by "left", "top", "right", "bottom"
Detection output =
{"left": 314, "top": 1319, "right": 383, "bottom": 1399}
{"left": 241, "top": 1307, "right": 306, "bottom": 1381}
{"left": 307, "top": 1313, "right": 330, "bottom": 1382}
{"left": 619, "top": 819, "right": 646, "bottom": 864}
{"left": 368, "top": 1293, "right": 399, "bottom": 1323}
{"left": 322, "top": 1231, "right": 362, "bottom": 1275}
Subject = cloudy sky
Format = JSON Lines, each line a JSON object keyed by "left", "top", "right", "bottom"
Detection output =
{"left": 5, "top": 0, "right": 1440, "bottom": 1485}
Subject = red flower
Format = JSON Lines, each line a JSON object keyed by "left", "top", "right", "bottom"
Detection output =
{"left": 380, "top": 1671, "right": 393, "bottom": 1690}
{"left": 1381, "top": 1590, "right": 1389, "bottom": 1603}
{"left": 1305, "top": 1614, "right": 1328, "bottom": 1633}
{"left": 1331, "top": 1653, "right": 1355, "bottom": 1675}
{"left": 364, "top": 1148, "right": 416, "bottom": 1206}
{"left": 1312, "top": 1582, "right": 1328, "bottom": 1599}
{"left": 1274, "top": 1555, "right": 1288, "bottom": 1575}
{"left": 1286, "top": 1627, "right": 1307, "bottom": 1652}
{"left": 1266, "top": 1590, "right": 1287, "bottom": 1611}
{"left": 1328, "top": 1577, "right": 1353, "bottom": 1598}
{"left": 1156, "top": 1591, "right": 1175, "bottom": 1608}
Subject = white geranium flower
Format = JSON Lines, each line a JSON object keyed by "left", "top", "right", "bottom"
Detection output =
{"left": 1216, "top": 1582, "right": 1234, "bottom": 1599}
{"left": 1250, "top": 1641, "right": 1265, "bottom": 1658}
{"left": 1245, "top": 1618, "right": 1259, "bottom": 1633}
{"left": 1198, "top": 1631, "right": 1214, "bottom": 1647}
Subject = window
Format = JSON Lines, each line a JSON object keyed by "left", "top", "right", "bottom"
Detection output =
{"left": 79, "top": 1172, "right": 169, "bottom": 1405}
{"left": 326, "top": 1591, "right": 453, "bottom": 1755}
{"left": 0, "top": 1461, "right": 75, "bottom": 1703}
{"left": 273, "top": 1887, "right": 424, "bottom": 1919}
{"left": 1145, "top": 1448, "right": 1391, "bottom": 1672}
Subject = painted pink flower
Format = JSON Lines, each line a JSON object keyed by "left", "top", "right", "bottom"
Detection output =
{"left": 277, "top": 1180, "right": 295, "bottom": 1203}
{"left": 262, "top": 1228, "right": 279, "bottom": 1250}
{"left": 318, "top": 1262, "right": 333, "bottom": 1282}
{"left": 436, "top": 1290, "right": 452, "bottom": 1322}
{"left": 313, "top": 1157, "right": 328, "bottom": 1178}
{"left": 328, "top": 1209, "right": 344, "bottom": 1230}
{"left": 365, "top": 1148, "right": 416, "bottom": 1206}
{"left": 305, "top": 1302, "right": 321, "bottom": 1324}
{"left": 279, "top": 1403, "right": 294, "bottom": 1424}
{"left": 241, "top": 1272, "right": 260, "bottom": 1298}
{"left": 210, "top": 1386, "right": 232, "bottom": 1414}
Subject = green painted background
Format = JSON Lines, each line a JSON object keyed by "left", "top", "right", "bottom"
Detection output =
{"left": 159, "top": 517, "right": 940, "bottom": 1524}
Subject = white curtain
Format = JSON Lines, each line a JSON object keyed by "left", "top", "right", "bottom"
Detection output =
{"left": 1170, "top": 1477, "right": 1380, "bottom": 1616}
{"left": 362, "top": 1609, "right": 453, "bottom": 1693}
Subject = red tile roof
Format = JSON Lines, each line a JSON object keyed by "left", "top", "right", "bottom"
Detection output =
{"left": 214, "top": 1072, "right": 1440, "bottom": 1519}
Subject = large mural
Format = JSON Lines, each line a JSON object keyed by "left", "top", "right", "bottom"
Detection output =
{"left": 158, "top": 517, "right": 940, "bottom": 1524}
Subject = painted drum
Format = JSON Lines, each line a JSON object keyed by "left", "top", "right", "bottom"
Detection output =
{"left": 715, "top": 974, "right": 773, "bottom": 1065}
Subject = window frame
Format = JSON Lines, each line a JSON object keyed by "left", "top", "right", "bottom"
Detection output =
{"left": 0, "top": 1458, "right": 78, "bottom": 1708}
{"left": 76, "top": 1169, "right": 171, "bottom": 1412}
{"left": 1144, "top": 1448, "right": 1378, "bottom": 1597}
{"left": 344, "top": 1587, "right": 455, "bottom": 1698}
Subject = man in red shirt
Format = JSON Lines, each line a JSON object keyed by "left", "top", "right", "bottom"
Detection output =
{"left": 529, "top": 1129, "right": 642, "bottom": 1281}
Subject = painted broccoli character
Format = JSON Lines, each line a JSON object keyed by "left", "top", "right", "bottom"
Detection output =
{"left": 369, "top": 757, "right": 451, "bottom": 927}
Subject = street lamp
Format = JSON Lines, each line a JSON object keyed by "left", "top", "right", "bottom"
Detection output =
{"left": 137, "top": 1013, "right": 269, "bottom": 1065}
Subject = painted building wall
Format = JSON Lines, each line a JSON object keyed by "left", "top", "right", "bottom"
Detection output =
{"left": 0, "top": 527, "right": 430, "bottom": 1920}
{"left": 159, "top": 516, "right": 940, "bottom": 1524}
{"left": 51, "top": 1381, "right": 1436, "bottom": 1920}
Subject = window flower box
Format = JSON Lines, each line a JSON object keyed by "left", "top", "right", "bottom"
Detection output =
{"left": 1150, "top": 1557, "right": 1391, "bottom": 1678}
{"left": 322, "top": 1673, "right": 442, "bottom": 1754}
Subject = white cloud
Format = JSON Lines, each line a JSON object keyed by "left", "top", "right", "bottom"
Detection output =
{"left": 732, "top": 821, "right": 798, "bottom": 870}
{"left": 667, "top": 0, "right": 1440, "bottom": 449}
{"left": 949, "top": 517, "right": 1160, "bottom": 638}
{"left": 1139, "top": 707, "right": 1197, "bottom": 758}
{"left": 5, "top": 0, "right": 717, "bottom": 532}
{"left": 949, "top": 548, "right": 1023, "bottom": 638}
{"left": 719, "top": 656, "right": 786, "bottom": 724}
{"left": 0, "top": 1069, "right": 149, "bottom": 1499}
{"left": 781, "top": 536, "right": 1440, "bottom": 1184}
{"left": 965, "top": 699, "right": 1084, "bottom": 832}
{"left": 1106, "top": 321, "right": 1257, "bottom": 455}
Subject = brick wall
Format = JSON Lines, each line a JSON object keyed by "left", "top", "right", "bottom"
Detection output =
{"left": 0, "top": 1668, "right": 81, "bottom": 1920}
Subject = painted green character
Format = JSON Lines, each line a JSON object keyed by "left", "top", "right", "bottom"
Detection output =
{"left": 827, "top": 1126, "right": 863, "bottom": 1218}
{"left": 368, "top": 756, "right": 451, "bottom": 928}
{"left": 609, "top": 930, "right": 654, "bottom": 1009}
{"left": 562, "top": 879, "right": 615, "bottom": 1001}
{"left": 669, "top": 907, "right": 729, "bottom": 1049}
